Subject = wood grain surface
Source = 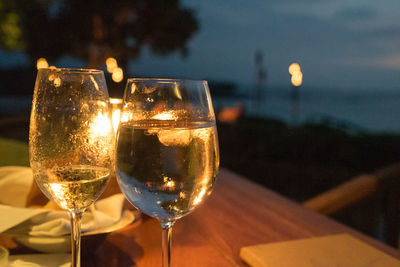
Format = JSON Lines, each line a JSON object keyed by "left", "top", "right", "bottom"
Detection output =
{"left": 82, "top": 168, "right": 400, "bottom": 266}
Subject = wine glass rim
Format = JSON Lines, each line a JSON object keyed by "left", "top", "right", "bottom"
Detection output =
{"left": 38, "top": 67, "right": 103, "bottom": 74}
{"left": 126, "top": 78, "right": 207, "bottom": 83}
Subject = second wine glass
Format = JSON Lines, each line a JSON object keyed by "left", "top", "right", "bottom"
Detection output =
{"left": 116, "top": 78, "right": 220, "bottom": 267}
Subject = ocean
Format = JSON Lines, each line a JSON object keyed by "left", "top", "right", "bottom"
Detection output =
{"left": 2, "top": 88, "right": 400, "bottom": 133}
{"left": 213, "top": 87, "right": 400, "bottom": 133}
{"left": 0, "top": 96, "right": 32, "bottom": 115}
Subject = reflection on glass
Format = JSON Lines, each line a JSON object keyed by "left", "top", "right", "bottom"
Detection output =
{"left": 36, "top": 58, "right": 49, "bottom": 69}
{"left": 29, "top": 68, "right": 115, "bottom": 267}
{"left": 110, "top": 98, "right": 123, "bottom": 134}
{"left": 116, "top": 79, "right": 220, "bottom": 267}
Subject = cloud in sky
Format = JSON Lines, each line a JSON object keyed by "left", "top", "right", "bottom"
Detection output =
{"left": 335, "top": 6, "right": 377, "bottom": 21}
{"left": 354, "top": 54, "right": 400, "bottom": 70}
{"left": 131, "top": 0, "right": 400, "bottom": 89}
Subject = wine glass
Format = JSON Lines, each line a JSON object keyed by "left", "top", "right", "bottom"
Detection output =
{"left": 116, "top": 78, "right": 220, "bottom": 267}
{"left": 29, "top": 68, "right": 115, "bottom": 267}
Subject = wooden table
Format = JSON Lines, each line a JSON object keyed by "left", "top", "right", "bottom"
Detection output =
{"left": 84, "top": 168, "right": 400, "bottom": 266}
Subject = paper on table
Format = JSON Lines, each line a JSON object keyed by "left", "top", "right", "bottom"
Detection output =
{"left": 240, "top": 234, "right": 400, "bottom": 267}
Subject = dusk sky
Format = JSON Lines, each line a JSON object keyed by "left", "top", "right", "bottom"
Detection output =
{"left": 129, "top": 0, "right": 400, "bottom": 90}
{"left": 1, "top": 0, "right": 400, "bottom": 91}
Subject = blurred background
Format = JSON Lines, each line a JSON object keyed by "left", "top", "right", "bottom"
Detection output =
{"left": 1, "top": 0, "right": 400, "bottom": 249}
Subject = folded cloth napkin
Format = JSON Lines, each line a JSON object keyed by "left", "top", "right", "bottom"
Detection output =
{"left": 0, "top": 166, "right": 125, "bottom": 236}
{"left": 0, "top": 166, "right": 33, "bottom": 207}
{"left": 8, "top": 253, "right": 70, "bottom": 267}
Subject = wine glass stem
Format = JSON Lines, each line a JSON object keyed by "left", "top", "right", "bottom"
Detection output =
{"left": 161, "top": 221, "right": 175, "bottom": 267}
{"left": 69, "top": 211, "right": 83, "bottom": 267}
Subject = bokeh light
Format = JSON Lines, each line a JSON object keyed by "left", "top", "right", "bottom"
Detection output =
{"left": 291, "top": 71, "right": 303, "bottom": 87}
{"left": 106, "top": 57, "right": 118, "bottom": 73}
{"left": 112, "top": 67, "right": 123, "bottom": 83}
{"left": 36, "top": 58, "right": 49, "bottom": 69}
{"left": 110, "top": 98, "right": 123, "bottom": 133}
{"left": 288, "top": 62, "right": 301, "bottom": 75}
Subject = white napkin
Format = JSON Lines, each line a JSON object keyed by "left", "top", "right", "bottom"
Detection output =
{"left": 8, "top": 253, "right": 70, "bottom": 267}
{"left": 0, "top": 167, "right": 33, "bottom": 207}
{"left": 0, "top": 166, "right": 125, "bottom": 236}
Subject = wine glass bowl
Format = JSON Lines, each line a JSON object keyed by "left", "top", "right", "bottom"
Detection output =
{"left": 29, "top": 68, "right": 115, "bottom": 267}
{"left": 116, "top": 78, "right": 219, "bottom": 266}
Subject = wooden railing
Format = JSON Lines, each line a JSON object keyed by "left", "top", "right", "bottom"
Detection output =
{"left": 303, "top": 163, "right": 400, "bottom": 248}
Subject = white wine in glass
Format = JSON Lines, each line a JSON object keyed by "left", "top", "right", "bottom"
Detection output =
{"left": 29, "top": 68, "right": 115, "bottom": 267}
{"left": 116, "top": 79, "right": 219, "bottom": 267}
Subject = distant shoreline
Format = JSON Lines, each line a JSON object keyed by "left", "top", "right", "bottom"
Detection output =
{"left": 3, "top": 89, "right": 400, "bottom": 133}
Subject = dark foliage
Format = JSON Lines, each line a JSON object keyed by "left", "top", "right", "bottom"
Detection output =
{"left": 0, "top": 0, "right": 198, "bottom": 68}
{"left": 218, "top": 117, "right": 400, "bottom": 201}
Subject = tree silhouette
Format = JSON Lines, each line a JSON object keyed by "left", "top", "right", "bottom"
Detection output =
{"left": 0, "top": 0, "right": 198, "bottom": 69}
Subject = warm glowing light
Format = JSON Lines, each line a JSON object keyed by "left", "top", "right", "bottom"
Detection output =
{"left": 112, "top": 67, "right": 123, "bottom": 83}
{"left": 90, "top": 76, "right": 99, "bottom": 91}
{"left": 152, "top": 111, "right": 176, "bottom": 121}
{"left": 106, "top": 57, "right": 118, "bottom": 73}
{"left": 113, "top": 67, "right": 122, "bottom": 76}
{"left": 217, "top": 104, "right": 244, "bottom": 123}
{"left": 157, "top": 129, "right": 192, "bottom": 147}
{"left": 112, "top": 109, "right": 121, "bottom": 133}
{"left": 54, "top": 77, "right": 61, "bottom": 87}
{"left": 131, "top": 83, "right": 137, "bottom": 94}
{"left": 106, "top": 57, "right": 117, "bottom": 65}
{"left": 288, "top": 62, "right": 301, "bottom": 75}
{"left": 90, "top": 111, "right": 112, "bottom": 137}
{"left": 110, "top": 98, "right": 123, "bottom": 133}
{"left": 166, "top": 180, "right": 175, "bottom": 188}
{"left": 173, "top": 83, "right": 182, "bottom": 100}
{"left": 291, "top": 71, "right": 303, "bottom": 87}
{"left": 36, "top": 58, "right": 49, "bottom": 70}
{"left": 292, "top": 70, "right": 303, "bottom": 78}
{"left": 163, "top": 176, "right": 176, "bottom": 190}
{"left": 110, "top": 98, "right": 123, "bottom": 105}
{"left": 193, "top": 188, "right": 207, "bottom": 205}
{"left": 97, "top": 101, "right": 107, "bottom": 107}
{"left": 120, "top": 112, "right": 130, "bottom": 123}
{"left": 49, "top": 66, "right": 57, "bottom": 69}
{"left": 49, "top": 183, "right": 68, "bottom": 208}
